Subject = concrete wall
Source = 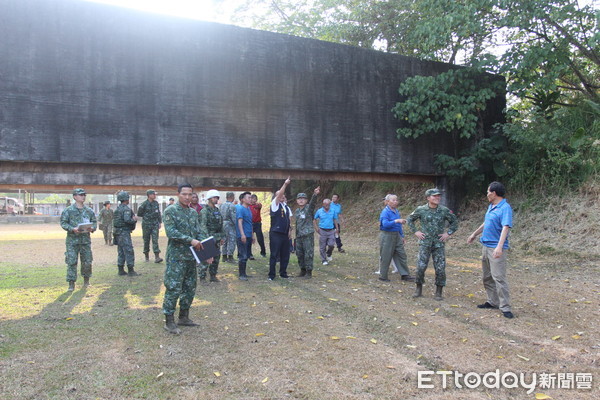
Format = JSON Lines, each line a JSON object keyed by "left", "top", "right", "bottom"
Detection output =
{"left": 0, "top": 0, "right": 504, "bottom": 179}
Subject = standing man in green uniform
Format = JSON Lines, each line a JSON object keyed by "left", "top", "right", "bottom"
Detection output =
{"left": 137, "top": 189, "right": 163, "bottom": 263}
{"left": 162, "top": 183, "right": 213, "bottom": 334}
{"left": 294, "top": 186, "right": 320, "bottom": 278}
{"left": 60, "top": 188, "right": 97, "bottom": 291}
{"left": 199, "top": 189, "right": 225, "bottom": 282}
{"left": 220, "top": 192, "right": 237, "bottom": 263}
{"left": 407, "top": 188, "right": 458, "bottom": 300}
{"left": 113, "top": 191, "right": 139, "bottom": 277}
{"left": 98, "top": 200, "right": 114, "bottom": 246}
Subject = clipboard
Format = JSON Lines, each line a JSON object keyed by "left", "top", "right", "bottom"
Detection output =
{"left": 189, "top": 236, "right": 219, "bottom": 263}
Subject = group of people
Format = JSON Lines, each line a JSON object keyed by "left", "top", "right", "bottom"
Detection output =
{"left": 379, "top": 182, "right": 514, "bottom": 318}
{"left": 59, "top": 179, "right": 514, "bottom": 335}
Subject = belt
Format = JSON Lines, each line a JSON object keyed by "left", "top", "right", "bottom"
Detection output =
{"left": 321, "top": 228, "right": 334, "bottom": 231}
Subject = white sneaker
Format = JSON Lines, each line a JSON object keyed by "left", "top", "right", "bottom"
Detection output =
{"left": 322, "top": 261, "right": 329, "bottom": 265}
{"left": 327, "top": 256, "right": 333, "bottom": 262}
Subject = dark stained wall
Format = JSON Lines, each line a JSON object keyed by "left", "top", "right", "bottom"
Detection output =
{"left": 0, "top": 0, "right": 504, "bottom": 176}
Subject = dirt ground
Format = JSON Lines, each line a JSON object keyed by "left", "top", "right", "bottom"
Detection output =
{"left": 0, "top": 222, "right": 598, "bottom": 399}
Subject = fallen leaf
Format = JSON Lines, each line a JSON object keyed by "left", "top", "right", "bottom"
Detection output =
{"left": 330, "top": 336, "right": 340, "bottom": 340}
{"left": 346, "top": 336, "right": 357, "bottom": 339}
{"left": 517, "top": 354, "right": 530, "bottom": 361}
{"left": 572, "top": 334, "right": 581, "bottom": 340}
{"left": 329, "top": 298, "right": 339, "bottom": 302}
{"left": 362, "top": 375, "right": 368, "bottom": 379}
{"left": 497, "top": 356, "right": 504, "bottom": 359}
{"left": 156, "top": 372, "right": 164, "bottom": 379}
{"left": 224, "top": 326, "right": 229, "bottom": 330}
{"left": 317, "top": 316, "right": 324, "bottom": 320}
{"left": 370, "top": 338, "right": 378, "bottom": 344}
{"left": 416, "top": 355, "right": 423, "bottom": 359}
{"left": 213, "top": 371, "right": 221, "bottom": 377}
{"left": 551, "top": 335, "right": 561, "bottom": 341}
{"left": 284, "top": 320, "right": 290, "bottom": 323}
{"left": 569, "top": 299, "right": 578, "bottom": 303}
{"left": 406, "top": 345, "right": 416, "bottom": 349}
{"left": 65, "top": 317, "right": 73, "bottom": 321}
{"left": 535, "top": 394, "right": 552, "bottom": 399}
{"left": 434, "top": 308, "right": 440, "bottom": 313}
{"left": 461, "top": 338, "right": 468, "bottom": 343}
{"left": 450, "top": 305, "right": 460, "bottom": 308}
{"left": 411, "top": 322, "right": 418, "bottom": 326}
{"left": 261, "top": 377, "right": 269, "bottom": 384}
{"left": 255, "top": 333, "right": 265, "bottom": 337}
{"left": 466, "top": 293, "right": 474, "bottom": 298}
{"left": 222, "top": 311, "right": 228, "bottom": 314}
{"left": 386, "top": 365, "right": 396, "bottom": 369}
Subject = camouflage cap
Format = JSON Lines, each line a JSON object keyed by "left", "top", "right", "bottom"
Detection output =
{"left": 117, "top": 191, "right": 130, "bottom": 202}
{"left": 73, "top": 188, "right": 86, "bottom": 196}
{"left": 425, "top": 188, "right": 442, "bottom": 197}
{"left": 103, "top": 200, "right": 111, "bottom": 205}
{"left": 146, "top": 189, "right": 156, "bottom": 196}
{"left": 296, "top": 193, "right": 308, "bottom": 199}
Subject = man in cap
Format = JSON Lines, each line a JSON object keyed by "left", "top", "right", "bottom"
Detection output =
{"left": 162, "top": 183, "right": 213, "bottom": 334}
{"left": 136, "top": 189, "right": 163, "bottom": 263}
{"left": 378, "top": 194, "right": 415, "bottom": 282}
{"left": 168, "top": 198, "right": 175, "bottom": 206}
{"left": 60, "top": 188, "right": 97, "bottom": 291}
{"left": 294, "top": 186, "right": 320, "bottom": 278}
{"left": 467, "top": 181, "right": 514, "bottom": 319}
{"left": 98, "top": 200, "right": 114, "bottom": 246}
{"left": 199, "top": 189, "right": 225, "bottom": 282}
{"left": 113, "top": 191, "right": 139, "bottom": 276}
{"left": 220, "top": 191, "right": 237, "bottom": 263}
{"left": 408, "top": 188, "right": 458, "bottom": 300}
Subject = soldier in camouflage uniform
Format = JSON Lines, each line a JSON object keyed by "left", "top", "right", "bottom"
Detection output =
{"left": 162, "top": 183, "right": 213, "bottom": 334}
{"left": 98, "top": 201, "right": 114, "bottom": 245}
{"left": 199, "top": 189, "right": 225, "bottom": 282}
{"left": 60, "top": 188, "right": 97, "bottom": 291}
{"left": 113, "top": 191, "right": 139, "bottom": 277}
{"left": 220, "top": 191, "right": 237, "bottom": 263}
{"left": 294, "top": 186, "right": 320, "bottom": 278}
{"left": 407, "top": 188, "right": 459, "bottom": 301}
{"left": 137, "top": 189, "right": 163, "bottom": 263}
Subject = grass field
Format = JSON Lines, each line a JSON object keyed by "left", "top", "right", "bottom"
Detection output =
{"left": 0, "top": 224, "right": 598, "bottom": 399}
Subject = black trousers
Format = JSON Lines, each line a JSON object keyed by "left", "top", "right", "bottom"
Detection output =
{"left": 269, "top": 231, "right": 290, "bottom": 279}
{"left": 250, "top": 222, "right": 266, "bottom": 256}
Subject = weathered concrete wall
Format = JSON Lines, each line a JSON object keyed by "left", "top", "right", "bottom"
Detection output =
{"left": 0, "top": 0, "right": 504, "bottom": 180}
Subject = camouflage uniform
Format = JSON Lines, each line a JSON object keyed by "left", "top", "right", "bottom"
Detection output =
{"left": 162, "top": 202, "right": 208, "bottom": 315}
{"left": 198, "top": 204, "right": 224, "bottom": 279}
{"left": 60, "top": 203, "right": 97, "bottom": 282}
{"left": 137, "top": 199, "right": 162, "bottom": 256}
{"left": 294, "top": 193, "right": 318, "bottom": 272}
{"left": 98, "top": 206, "right": 114, "bottom": 245}
{"left": 113, "top": 202, "right": 137, "bottom": 268}
{"left": 220, "top": 200, "right": 237, "bottom": 257}
{"left": 407, "top": 204, "right": 458, "bottom": 286}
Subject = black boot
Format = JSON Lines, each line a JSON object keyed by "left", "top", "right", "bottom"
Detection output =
{"left": 67, "top": 280, "right": 75, "bottom": 291}
{"left": 298, "top": 268, "right": 307, "bottom": 277}
{"left": 228, "top": 255, "right": 235, "bottom": 264}
{"left": 154, "top": 253, "right": 163, "bottom": 263}
{"left": 127, "top": 266, "right": 140, "bottom": 276}
{"left": 434, "top": 285, "right": 444, "bottom": 301}
{"left": 210, "top": 273, "right": 220, "bottom": 282}
{"left": 144, "top": 252, "right": 150, "bottom": 262}
{"left": 305, "top": 270, "right": 312, "bottom": 279}
{"left": 118, "top": 266, "right": 127, "bottom": 276}
{"left": 164, "top": 314, "right": 181, "bottom": 334}
{"left": 413, "top": 283, "right": 423, "bottom": 298}
{"left": 238, "top": 262, "right": 248, "bottom": 281}
{"left": 178, "top": 309, "right": 199, "bottom": 326}
{"left": 222, "top": 255, "right": 228, "bottom": 262}
{"left": 83, "top": 276, "right": 90, "bottom": 288}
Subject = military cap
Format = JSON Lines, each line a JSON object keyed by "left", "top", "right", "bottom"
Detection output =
{"left": 169, "top": 197, "right": 175, "bottom": 201}
{"left": 117, "top": 191, "right": 130, "bottom": 202}
{"left": 73, "top": 188, "right": 86, "bottom": 196}
{"left": 146, "top": 189, "right": 156, "bottom": 196}
{"left": 296, "top": 193, "right": 308, "bottom": 199}
{"left": 103, "top": 200, "right": 111, "bottom": 205}
{"left": 425, "top": 188, "right": 442, "bottom": 197}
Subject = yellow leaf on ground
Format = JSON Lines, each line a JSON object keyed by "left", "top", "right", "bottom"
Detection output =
{"left": 329, "top": 298, "right": 339, "bottom": 301}
{"left": 156, "top": 372, "right": 164, "bottom": 379}
{"left": 255, "top": 333, "right": 265, "bottom": 337}
{"left": 362, "top": 375, "right": 368, "bottom": 379}
{"left": 462, "top": 338, "right": 468, "bottom": 343}
{"left": 261, "top": 377, "right": 269, "bottom": 383}
{"left": 284, "top": 320, "right": 290, "bottom": 323}
{"left": 517, "top": 354, "right": 530, "bottom": 361}
{"left": 412, "top": 322, "right": 418, "bottom": 326}
{"left": 572, "top": 334, "right": 581, "bottom": 339}
{"left": 535, "top": 394, "right": 552, "bottom": 399}
{"left": 551, "top": 335, "right": 561, "bottom": 341}
{"left": 317, "top": 316, "right": 324, "bottom": 320}
{"left": 451, "top": 304, "right": 460, "bottom": 308}
{"left": 346, "top": 336, "right": 357, "bottom": 339}
{"left": 467, "top": 293, "right": 475, "bottom": 298}
{"left": 434, "top": 308, "right": 440, "bottom": 313}
{"left": 222, "top": 311, "right": 228, "bottom": 314}
{"left": 417, "top": 355, "right": 423, "bottom": 359}
{"left": 224, "top": 326, "right": 229, "bottom": 330}
{"left": 370, "top": 338, "right": 378, "bottom": 344}
{"left": 65, "top": 317, "right": 73, "bottom": 320}
{"left": 406, "top": 345, "right": 416, "bottom": 349}
{"left": 386, "top": 365, "right": 396, "bottom": 369}
{"left": 330, "top": 336, "right": 340, "bottom": 340}
{"left": 213, "top": 372, "right": 221, "bottom": 377}
{"left": 497, "top": 356, "right": 504, "bottom": 359}
{"left": 569, "top": 299, "right": 578, "bottom": 303}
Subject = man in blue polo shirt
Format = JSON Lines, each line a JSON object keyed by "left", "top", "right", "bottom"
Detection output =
{"left": 236, "top": 192, "right": 254, "bottom": 281}
{"left": 467, "top": 181, "right": 514, "bottom": 319}
{"left": 313, "top": 199, "right": 339, "bottom": 265}
{"left": 379, "top": 194, "right": 415, "bottom": 282}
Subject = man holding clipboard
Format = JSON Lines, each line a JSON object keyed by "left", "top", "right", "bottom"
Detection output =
{"left": 162, "top": 183, "right": 213, "bottom": 335}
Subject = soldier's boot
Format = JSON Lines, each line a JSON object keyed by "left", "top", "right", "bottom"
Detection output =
{"left": 154, "top": 253, "right": 163, "bottom": 263}
{"left": 164, "top": 314, "right": 181, "bottom": 335}
{"left": 222, "top": 255, "right": 228, "bottom": 263}
{"left": 118, "top": 265, "right": 128, "bottom": 276}
{"left": 298, "top": 268, "right": 307, "bottom": 277}
{"left": 434, "top": 285, "right": 444, "bottom": 301}
{"left": 67, "top": 281, "right": 75, "bottom": 292}
{"left": 144, "top": 252, "right": 150, "bottom": 262}
{"left": 412, "top": 283, "right": 423, "bottom": 298}
{"left": 177, "top": 309, "right": 199, "bottom": 327}
{"left": 238, "top": 263, "right": 248, "bottom": 281}
{"left": 83, "top": 276, "right": 91, "bottom": 288}
{"left": 210, "top": 273, "right": 220, "bottom": 282}
{"left": 305, "top": 270, "right": 312, "bottom": 279}
{"left": 199, "top": 274, "right": 206, "bottom": 281}
{"left": 228, "top": 255, "right": 236, "bottom": 264}
{"left": 127, "top": 266, "right": 140, "bottom": 276}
